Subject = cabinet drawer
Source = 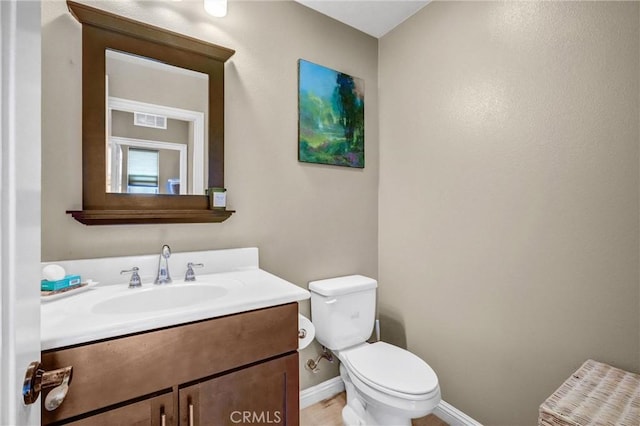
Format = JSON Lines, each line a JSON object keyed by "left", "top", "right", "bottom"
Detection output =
{"left": 42, "top": 303, "right": 298, "bottom": 424}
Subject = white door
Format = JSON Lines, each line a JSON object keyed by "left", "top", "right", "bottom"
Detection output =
{"left": 0, "top": 0, "right": 42, "bottom": 425}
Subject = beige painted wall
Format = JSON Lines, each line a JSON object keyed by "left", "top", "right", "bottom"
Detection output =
{"left": 41, "top": 0, "right": 378, "bottom": 389}
{"left": 106, "top": 50, "right": 209, "bottom": 114}
{"left": 379, "top": 1, "right": 639, "bottom": 425}
{"left": 112, "top": 112, "right": 190, "bottom": 146}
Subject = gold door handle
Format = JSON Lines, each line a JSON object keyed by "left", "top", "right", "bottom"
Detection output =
{"left": 188, "top": 403, "right": 194, "bottom": 426}
{"left": 161, "top": 412, "right": 166, "bottom": 426}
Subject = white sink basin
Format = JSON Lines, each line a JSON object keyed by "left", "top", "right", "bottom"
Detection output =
{"left": 92, "top": 284, "right": 228, "bottom": 314}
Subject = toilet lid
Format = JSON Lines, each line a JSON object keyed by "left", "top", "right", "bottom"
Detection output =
{"left": 341, "top": 342, "right": 438, "bottom": 396}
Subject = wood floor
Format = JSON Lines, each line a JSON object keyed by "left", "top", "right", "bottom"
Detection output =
{"left": 300, "top": 392, "right": 448, "bottom": 426}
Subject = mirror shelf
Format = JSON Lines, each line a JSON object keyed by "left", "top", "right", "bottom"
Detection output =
{"left": 66, "top": 1, "right": 235, "bottom": 225}
{"left": 68, "top": 209, "right": 235, "bottom": 226}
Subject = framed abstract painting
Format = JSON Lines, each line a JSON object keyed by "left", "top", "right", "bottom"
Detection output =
{"left": 298, "top": 59, "right": 364, "bottom": 168}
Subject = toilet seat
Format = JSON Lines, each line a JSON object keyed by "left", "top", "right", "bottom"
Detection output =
{"left": 340, "top": 342, "right": 439, "bottom": 401}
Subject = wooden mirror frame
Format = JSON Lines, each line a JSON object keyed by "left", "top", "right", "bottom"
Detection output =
{"left": 66, "top": 1, "right": 235, "bottom": 225}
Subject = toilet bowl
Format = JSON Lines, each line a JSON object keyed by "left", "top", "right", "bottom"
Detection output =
{"left": 309, "top": 275, "right": 441, "bottom": 426}
{"left": 338, "top": 342, "right": 441, "bottom": 425}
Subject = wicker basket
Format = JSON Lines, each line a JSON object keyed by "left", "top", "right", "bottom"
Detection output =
{"left": 539, "top": 359, "right": 640, "bottom": 426}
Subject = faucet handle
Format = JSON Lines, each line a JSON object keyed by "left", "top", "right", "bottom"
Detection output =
{"left": 121, "top": 267, "right": 142, "bottom": 288}
{"left": 185, "top": 262, "right": 204, "bottom": 282}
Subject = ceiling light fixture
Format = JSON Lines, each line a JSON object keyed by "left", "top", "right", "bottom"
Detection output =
{"left": 204, "top": 0, "right": 227, "bottom": 17}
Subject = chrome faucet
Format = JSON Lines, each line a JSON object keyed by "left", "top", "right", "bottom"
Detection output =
{"left": 154, "top": 245, "right": 172, "bottom": 284}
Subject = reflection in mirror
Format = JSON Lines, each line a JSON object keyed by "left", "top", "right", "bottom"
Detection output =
{"left": 105, "top": 49, "right": 208, "bottom": 195}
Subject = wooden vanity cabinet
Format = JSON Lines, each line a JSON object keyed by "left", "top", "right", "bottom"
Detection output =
{"left": 42, "top": 303, "right": 299, "bottom": 426}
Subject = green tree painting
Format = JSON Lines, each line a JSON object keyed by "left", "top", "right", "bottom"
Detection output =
{"left": 298, "top": 59, "right": 364, "bottom": 168}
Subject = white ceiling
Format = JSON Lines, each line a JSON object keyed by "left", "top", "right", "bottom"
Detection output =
{"left": 294, "top": 0, "right": 430, "bottom": 38}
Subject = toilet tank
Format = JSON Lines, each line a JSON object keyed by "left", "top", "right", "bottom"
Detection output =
{"left": 309, "top": 275, "right": 377, "bottom": 350}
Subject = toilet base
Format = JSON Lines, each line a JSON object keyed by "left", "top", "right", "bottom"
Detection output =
{"left": 340, "top": 365, "right": 417, "bottom": 426}
{"left": 342, "top": 400, "right": 365, "bottom": 426}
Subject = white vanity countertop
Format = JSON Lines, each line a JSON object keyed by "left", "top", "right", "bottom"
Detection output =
{"left": 41, "top": 248, "right": 310, "bottom": 350}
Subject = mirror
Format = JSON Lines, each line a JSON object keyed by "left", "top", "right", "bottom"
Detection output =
{"left": 106, "top": 50, "right": 208, "bottom": 195}
{"left": 66, "top": 1, "right": 235, "bottom": 224}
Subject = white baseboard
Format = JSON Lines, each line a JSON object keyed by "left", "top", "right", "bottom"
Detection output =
{"left": 300, "top": 376, "right": 345, "bottom": 409}
{"left": 434, "top": 400, "right": 483, "bottom": 426}
{"left": 300, "top": 377, "right": 482, "bottom": 426}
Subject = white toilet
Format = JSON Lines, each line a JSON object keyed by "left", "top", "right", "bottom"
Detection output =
{"left": 309, "top": 275, "right": 441, "bottom": 426}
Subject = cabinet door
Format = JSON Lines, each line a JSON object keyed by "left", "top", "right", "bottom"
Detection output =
{"left": 66, "top": 392, "right": 174, "bottom": 426}
{"left": 179, "top": 353, "right": 298, "bottom": 426}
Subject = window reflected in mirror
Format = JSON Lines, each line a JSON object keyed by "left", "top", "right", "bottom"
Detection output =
{"left": 105, "top": 49, "right": 209, "bottom": 195}
{"left": 126, "top": 148, "right": 159, "bottom": 194}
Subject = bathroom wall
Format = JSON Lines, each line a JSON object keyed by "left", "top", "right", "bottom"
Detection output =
{"left": 106, "top": 51, "right": 209, "bottom": 116}
{"left": 41, "top": 0, "right": 378, "bottom": 390}
{"left": 379, "top": 1, "right": 639, "bottom": 425}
